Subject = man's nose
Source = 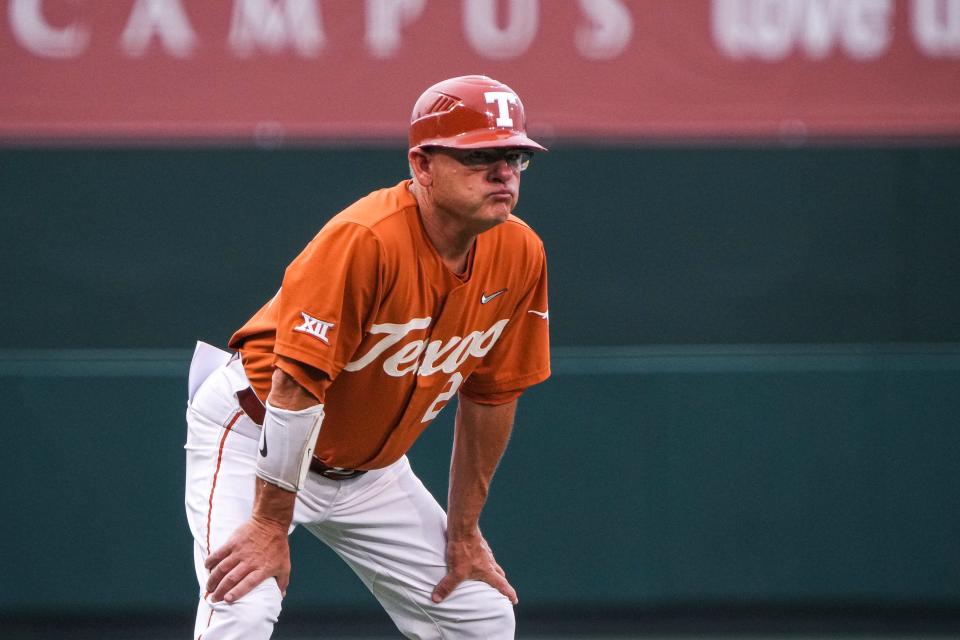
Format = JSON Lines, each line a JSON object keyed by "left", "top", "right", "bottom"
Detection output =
{"left": 488, "top": 159, "right": 515, "bottom": 180}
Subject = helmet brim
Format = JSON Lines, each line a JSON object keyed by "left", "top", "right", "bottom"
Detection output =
{"left": 413, "top": 129, "right": 547, "bottom": 152}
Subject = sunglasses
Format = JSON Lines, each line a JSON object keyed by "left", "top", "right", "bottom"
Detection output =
{"left": 430, "top": 148, "right": 534, "bottom": 172}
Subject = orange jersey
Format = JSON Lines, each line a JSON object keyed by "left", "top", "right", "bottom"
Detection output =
{"left": 229, "top": 180, "right": 550, "bottom": 470}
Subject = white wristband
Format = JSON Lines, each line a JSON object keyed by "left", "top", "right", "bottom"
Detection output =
{"left": 255, "top": 401, "right": 324, "bottom": 493}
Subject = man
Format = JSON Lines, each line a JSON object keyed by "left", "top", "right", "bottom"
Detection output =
{"left": 183, "top": 75, "right": 550, "bottom": 639}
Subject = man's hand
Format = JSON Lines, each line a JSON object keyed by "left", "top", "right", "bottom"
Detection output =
{"left": 432, "top": 530, "right": 518, "bottom": 605}
{"left": 204, "top": 514, "right": 291, "bottom": 603}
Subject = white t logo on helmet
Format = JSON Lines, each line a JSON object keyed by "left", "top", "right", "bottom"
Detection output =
{"left": 484, "top": 91, "right": 518, "bottom": 127}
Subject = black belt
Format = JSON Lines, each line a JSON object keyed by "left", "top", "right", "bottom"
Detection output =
{"left": 236, "top": 387, "right": 366, "bottom": 481}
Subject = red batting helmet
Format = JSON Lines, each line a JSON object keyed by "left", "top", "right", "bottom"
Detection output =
{"left": 409, "top": 75, "right": 546, "bottom": 152}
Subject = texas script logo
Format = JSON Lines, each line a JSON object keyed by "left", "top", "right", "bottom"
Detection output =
{"left": 344, "top": 317, "right": 508, "bottom": 377}
{"left": 344, "top": 316, "right": 510, "bottom": 422}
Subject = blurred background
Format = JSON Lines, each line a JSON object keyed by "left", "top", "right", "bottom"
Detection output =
{"left": 2, "top": 1, "right": 959, "bottom": 638}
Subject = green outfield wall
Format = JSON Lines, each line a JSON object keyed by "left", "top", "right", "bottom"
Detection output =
{"left": 1, "top": 146, "right": 958, "bottom": 616}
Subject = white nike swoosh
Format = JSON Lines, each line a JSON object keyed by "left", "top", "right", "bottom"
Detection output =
{"left": 481, "top": 289, "right": 507, "bottom": 304}
{"left": 528, "top": 309, "right": 549, "bottom": 320}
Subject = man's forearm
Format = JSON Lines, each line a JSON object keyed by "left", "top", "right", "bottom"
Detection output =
{"left": 254, "top": 366, "right": 323, "bottom": 525}
{"left": 252, "top": 477, "right": 297, "bottom": 526}
{"left": 204, "top": 366, "right": 320, "bottom": 603}
{"left": 446, "top": 396, "right": 517, "bottom": 538}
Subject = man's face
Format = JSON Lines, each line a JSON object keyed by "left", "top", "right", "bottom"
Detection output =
{"left": 419, "top": 147, "right": 532, "bottom": 232}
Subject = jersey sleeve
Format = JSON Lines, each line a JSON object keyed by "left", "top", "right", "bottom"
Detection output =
{"left": 460, "top": 242, "right": 550, "bottom": 403}
{"left": 271, "top": 221, "right": 382, "bottom": 386}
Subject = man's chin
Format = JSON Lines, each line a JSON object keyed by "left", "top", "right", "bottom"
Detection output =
{"left": 484, "top": 207, "right": 512, "bottom": 226}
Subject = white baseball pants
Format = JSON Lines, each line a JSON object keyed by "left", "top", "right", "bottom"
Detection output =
{"left": 183, "top": 354, "right": 515, "bottom": 639}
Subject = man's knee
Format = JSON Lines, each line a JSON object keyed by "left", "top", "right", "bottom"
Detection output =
{"left": 196, "top": 580, "right": 282, "bottom": 639}
{"left": 381, "top": 579, "right": 515, "bottom": 639}
{"left": 475, "top": 595, "right": 515, "bottom": 637}
{"left": 439, "top": 586, "right": 516, "bottom": 639}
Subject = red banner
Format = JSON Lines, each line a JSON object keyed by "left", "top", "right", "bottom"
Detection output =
{"left": 1, "top": 0, "right": 959, "bottom": 143}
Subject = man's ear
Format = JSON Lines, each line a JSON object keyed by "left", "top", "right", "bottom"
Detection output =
{"left": 408, "top": 148, "right": 433, "bottom": 186}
